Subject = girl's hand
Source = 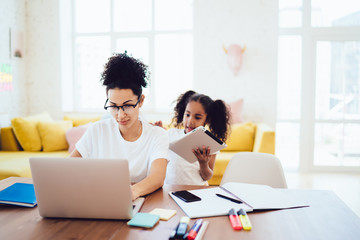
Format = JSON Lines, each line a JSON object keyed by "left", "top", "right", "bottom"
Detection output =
{"left": 150, "top": 120, "right": 164, "bottom": 128}
{"left": 193, "top": 145, "right": 211, "bottom": 165}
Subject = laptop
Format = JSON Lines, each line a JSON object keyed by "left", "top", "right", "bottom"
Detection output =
{"left": 29, "top": 157, "right": 144, "bottom": 220}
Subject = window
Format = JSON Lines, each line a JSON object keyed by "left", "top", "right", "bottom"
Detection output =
{"left": 277, "top": 0, "right": 360, "bottom": 171}
{"left": 65, "top": 0, "right": 193, "bottom": 113}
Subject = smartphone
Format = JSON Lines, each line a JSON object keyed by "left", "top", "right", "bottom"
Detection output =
{"left": 172, "top": 190, "right": 201, "bottom": 202}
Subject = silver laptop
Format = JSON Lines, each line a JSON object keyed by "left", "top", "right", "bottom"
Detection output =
{"left": 29, "top": 157, "right": 144, "bottom": 220}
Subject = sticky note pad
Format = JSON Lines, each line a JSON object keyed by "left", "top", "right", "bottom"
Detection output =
{"left": 127, "top": 213, "right": 160, "bottom": 228}
{"left": 149, "top": 208, "right": 177, "bottom": 221}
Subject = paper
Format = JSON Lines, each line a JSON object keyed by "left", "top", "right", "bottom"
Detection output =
{"left": 222, "top": 182, "right": 309, "bottom": 210}
{"left": 169, "top": 187, "right": 252, "bottom": 218}
{"left": 170, "top": 183, "right": 309, "bottom": 218}
{"left": 149, "top": 208, "right": 176, "bottom": 220}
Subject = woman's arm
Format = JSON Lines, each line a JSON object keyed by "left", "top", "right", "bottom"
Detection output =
{"left": 131, "top": 158, "right": 168, "bottom": 200}
{"left": 193, "top": 146, "right": 216, "bottom": 181}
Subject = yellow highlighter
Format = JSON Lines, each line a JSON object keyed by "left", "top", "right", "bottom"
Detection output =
{"left": 237, "top": 208, "right": 252, "bottom": 231}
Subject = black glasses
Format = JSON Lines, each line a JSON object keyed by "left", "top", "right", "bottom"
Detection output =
{"left": 104, "top": 96, "right": 141, "bottom": 115}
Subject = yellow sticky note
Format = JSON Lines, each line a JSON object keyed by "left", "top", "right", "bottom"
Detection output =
{"left": 149, "top": 208, "right": 177, "bottom": 221}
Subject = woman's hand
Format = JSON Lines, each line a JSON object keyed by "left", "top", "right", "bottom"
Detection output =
{"left": 131, "top": 185, "right": 140, "bottom": 201}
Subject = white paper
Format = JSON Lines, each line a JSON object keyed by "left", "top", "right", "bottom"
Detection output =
{"left": 170, "top": 183, "right": 309, "bottom": 218}
{"left": 169, "top": 187, "right": 252, "bottom": 218}
{"left": 221, "top": 182, "right": 309, "bottom": 210}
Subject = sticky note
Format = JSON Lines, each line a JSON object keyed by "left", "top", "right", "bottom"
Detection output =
{"left": 149, "top": 208, "right": 177, "bottom": 221}
{"left": 127, "top": 213, "right": 160, "bottom": 228}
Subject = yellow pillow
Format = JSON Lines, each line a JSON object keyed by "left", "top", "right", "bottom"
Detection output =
{"left": 223, "top": 122, "right": 256, "bottom": 152}
{"left": 11, "top": 112, "right": 53, "bottom": 151}
{"left": 37, "top": 121, "right": 73, "bottom": 152}
{"left": 63, "top": 115, "right": 101, "bottom": 127}
{"left": 0, "top": 126, "right": 22, "bottom": 151}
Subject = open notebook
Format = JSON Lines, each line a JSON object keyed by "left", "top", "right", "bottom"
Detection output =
{"left": 170, "top": 182, "right": 309, "bottom": 218}
{"left": 30, "top": 157, "right": 144, "bottom": 220}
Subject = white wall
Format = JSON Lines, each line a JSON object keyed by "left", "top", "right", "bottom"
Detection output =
{"left": 194, "top": 0, "right": 278, "bottom": 126}
{"left": 0, "top": 0, "right": 27, "bottom": 125}
{"left": 26, "top": 0, "right": 63, "bottom": 120}
{"left": 0, "top": 0, "right": 278, "bottom": 126}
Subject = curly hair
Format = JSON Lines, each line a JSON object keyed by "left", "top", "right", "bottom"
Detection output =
{"left": 171, "top": 90, "right": 231, "bottom": 142}
{"left": 100, "top": 52, "right": 149, "bottom": 96}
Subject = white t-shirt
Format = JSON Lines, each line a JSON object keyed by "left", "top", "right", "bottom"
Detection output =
{"left": 76, "top": 118, "right": 169, "bottom": 183}
{"left": 165, "top": 128, "right": 210, "bottom": 185}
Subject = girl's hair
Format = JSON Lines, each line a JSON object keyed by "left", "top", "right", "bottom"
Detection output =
{"left": 171, "top": 90, "right": 231, "bottom": 142}
{"left": 100, "top": 52, "right": 149, "bottom": 97}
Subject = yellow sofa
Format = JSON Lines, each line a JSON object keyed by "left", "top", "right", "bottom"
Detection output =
{"left": 0, "top": 114, "right": 101, "bottom": 180}
{"left": 0, "top": 119, "right": 275, "bottom": 184}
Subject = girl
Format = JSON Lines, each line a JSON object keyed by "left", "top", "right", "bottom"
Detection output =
{"left": 156, "top": 90, "right": 230, "bottom": 185}
{"left": 70, "top": 53, "right": 169, "bottom": 200}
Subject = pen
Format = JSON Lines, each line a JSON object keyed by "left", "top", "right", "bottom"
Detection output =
{"left": 187, "top": 219, "right": 203, "bottom": 240}
{"left": 237, "top": 208, "right": 252, "bottom": 231}
{"left": 216, "top": 193, "right": 242, "bottom": 204}
{"left": 228, "top": 208, "right": 242, "bottom": 230}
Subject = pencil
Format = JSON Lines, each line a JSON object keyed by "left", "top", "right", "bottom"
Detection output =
{"left": 194, "top": 221, "right": 209, "bottom": 240}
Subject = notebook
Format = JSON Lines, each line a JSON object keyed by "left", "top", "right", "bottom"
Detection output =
{"left": 0, "top": 183, "right": 37, "bottom": 207}
{"left": 170, "top": 182, "right": 309, "bottom": 218}
{"left": 169, "top": 126, "right": 227, "bottom": 163}
{"left": 29, "top": 157, "right": 144, "bottom": 220}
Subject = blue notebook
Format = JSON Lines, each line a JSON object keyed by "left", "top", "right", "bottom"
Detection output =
{"left": 0, "top": 183, "right": 37, "bottom": 207}
{"left": 127, "top": 213, "right": 160, "bottom": 228}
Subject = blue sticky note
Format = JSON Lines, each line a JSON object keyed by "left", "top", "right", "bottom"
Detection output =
{"left": 0, "top": 183, "right": 37, "bottom": 207}
{"left": 127, "top": 213, "right": 160, "bottom": 228}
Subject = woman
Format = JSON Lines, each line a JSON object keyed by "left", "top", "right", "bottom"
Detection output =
{"left": 70, "top": 52, "right": 169, "bottom": 200}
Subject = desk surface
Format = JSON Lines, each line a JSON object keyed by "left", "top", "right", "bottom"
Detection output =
{"left": 0, "top": 177, "right": 360, "bottom": 240}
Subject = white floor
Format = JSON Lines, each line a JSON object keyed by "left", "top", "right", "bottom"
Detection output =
{"left": 284, "top": 171, "right": 360, "bottom": 217}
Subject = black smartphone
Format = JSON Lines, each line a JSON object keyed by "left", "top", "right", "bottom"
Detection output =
{"left": 172, "top": 190, "right": 201, "bottom": 203}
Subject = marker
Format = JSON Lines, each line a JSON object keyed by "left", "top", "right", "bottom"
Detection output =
{"left": 194, "top": 221, "right": 209, "bottom": 240}
{"left": 237, "top": 208, "right": 252, "bottom": 231}
{"left": 176, "top": 216, "right": 190, "bottom": 238}
{"left": 168, "top": 223, "right": 179, "bottom": 240}
{"left": 187, "top": 219, "right": 203, "bottom": 240}
{"left": 228, "top": 208, "right": 242, "bottom": 230}
{"left": 216, "top": 193, "right": 242, "bottom": 204}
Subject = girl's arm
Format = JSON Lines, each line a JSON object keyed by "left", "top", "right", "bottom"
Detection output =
{"left": 193, "top": 146, "right": 216, "bottom": 181}
{"left": 131, "top": 158, "right": 168, "bottom": 200}
{"left": 69, "top": 149, "right": 82, "bottom": 157}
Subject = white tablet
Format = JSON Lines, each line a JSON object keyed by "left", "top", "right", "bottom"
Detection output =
{"left": 169, "top": 126, "right": 227, "bottom": 163}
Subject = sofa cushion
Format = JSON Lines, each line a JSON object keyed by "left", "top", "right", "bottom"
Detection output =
{"left": 0, "top": 151, "right": 69, "bottom": 180}
{"left": 63, "top": 115, "right": 101, "bottom": 127}
{"left": 0, "top": 127, "right": 22, "bottom": 151}
{"left": 65, "top": 123, "right": 91, "bottom": 153}
{"left": 37, "top": 121, "right": 73, "bottom": 152}
{"left": 11, "top": 112, "right": 53, "bottom": 151}
{"left": 223, "top": 122, "right": 255, "bottom": 152}
{"left": 227, "top": 98, "right": 243, "bottom": 124}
